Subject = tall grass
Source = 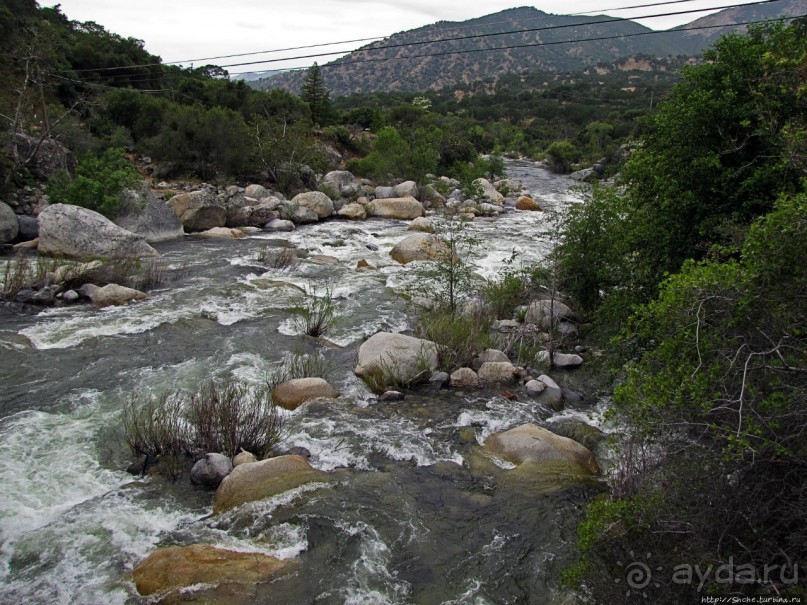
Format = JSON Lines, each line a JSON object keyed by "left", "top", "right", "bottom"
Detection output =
{"left": 1, "top": 253, "right": 186, "bottom": 301}
{"left": 123, "top": 377, "right": 284, "bottom": 466}
{"left": 415, "top": 308, "right": 494, "bottom": 372}
{"left": 290, "top": 284, "right": 339, "bottom": 338}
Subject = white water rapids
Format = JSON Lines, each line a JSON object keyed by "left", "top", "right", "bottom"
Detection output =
{"left": 0, "top": 161, "right": 607, "bottom": 604}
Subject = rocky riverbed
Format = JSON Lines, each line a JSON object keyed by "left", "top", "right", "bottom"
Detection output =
{"left": 0, "top": 160, "right": 611, "bottom": 604}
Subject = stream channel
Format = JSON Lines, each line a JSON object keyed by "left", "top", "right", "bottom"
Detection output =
{"left": 0, "top": 161, "right": 609, "bottom": 604}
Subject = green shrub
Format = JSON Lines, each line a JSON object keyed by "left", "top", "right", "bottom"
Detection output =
{"left": 49, "top": 147, "right": 139, "bottom": 219}
{"left": 544, "top": 141, "right": 581, "bottom": 174}
{"left": 415, "top": 308, "right": 493, "bottom": 372}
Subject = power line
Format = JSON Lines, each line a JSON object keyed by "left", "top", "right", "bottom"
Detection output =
{"left": 206, "top": 0, "right": 790, "bottom": 71}
{"left": 66, "top": 0, "right": 781, "bottom": 74}
{"left": 324, "top": 14, "right": 802, "bottom": 69}
{"left": 66, "top": 12, "right": 803, "bottom": 90}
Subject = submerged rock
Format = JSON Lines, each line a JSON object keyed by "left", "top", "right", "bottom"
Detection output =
{"left": 515, "top": 196, "right": 542, "bottom": 211}
{"left": 78, "top": 283, "right": 147, "bottom": 308}
{"left": 484, "top": 423, "right": 600, "bottom": 475}
{"left": 212, "top": 454, "right": 325, "bottom": 514}
{"left": 132, "top": 544, "right": 298, "bottom": 596}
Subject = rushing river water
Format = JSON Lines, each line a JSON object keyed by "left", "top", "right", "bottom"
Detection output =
{"left": 0, "top": 161, "right": 608, "bottom": 604}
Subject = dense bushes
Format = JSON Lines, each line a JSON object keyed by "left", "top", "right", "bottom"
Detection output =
{"left": 49, "top": 147, "right": 139, "bottom": 218}
{"left": 559, "top": 21, "right": 807, "bottom": 602}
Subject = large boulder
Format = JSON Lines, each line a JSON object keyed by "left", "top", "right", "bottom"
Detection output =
{"left": 271, "top": 377, "right": 340, "bottom": 411}
{"left": 389, "top": 232, "right": 449, "bottom": 265}
{"left": 37, "top": 204, "right": 158, "bottom": 259}
{"left": 367, "top": 197, "right": 424, "bottom": 220}
{"left": 0, "top": 201, "right": 18, "bottom": 243}
{"left": 290, "top": 191, "right": 333, "bottom": 219}
{"left": 167, "top": 191, "right": 225, "bottom": 231}
{"left": 279, "top": 203, "right": 319, "bottom": 225}
{"left": 132, "top": 544, "right": 298, "bottom": 597}
{"left": 115, "top": 186, "right": 184, "bottom": 242}
{"left": 473, "top": 178, "right": 505, "bottom": 204}
{"left": 190, "top": 453, "right": 233, "bottom": 488}
{"left": 321, "top": 170, "right": 359, "bottom": 197}
{"left": 226, "top": 202, "right": 279, "bottom": 228}
{"left": 354, "top": 332, "right": 439, "bottom": 382}
{"left": 213, "top": 454, "right": 325, "bottom": 514}
{"left": 9, "top": 133, "right": 76, "bottom": 179}
{"left": 17, "top": 215, "right": 38, "bottom": 241}
{"left": 524, "top": 299, "right": 576, "bottom": 329}
{"left": 484, "top": 423, "right": 600, "bottom": 474}
{"left": 78, "top": 283, "right": 147, "bottom": 308}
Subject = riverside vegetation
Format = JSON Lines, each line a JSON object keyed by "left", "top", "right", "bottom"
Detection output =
{"left": 0, "top": 1, "right": 805, "bottom": 602}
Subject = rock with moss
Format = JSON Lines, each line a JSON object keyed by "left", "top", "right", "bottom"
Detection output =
{"left": 115, "top": 186, "right": 184, "bottom": 242}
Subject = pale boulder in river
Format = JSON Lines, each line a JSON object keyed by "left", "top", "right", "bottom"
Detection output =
{"left": 37, "top": 203, "right": 158, "bottom": 258}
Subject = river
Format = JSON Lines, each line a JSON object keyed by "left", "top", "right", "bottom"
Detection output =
{"left": 0, "top": 161, "right": 607, "bottom": 604}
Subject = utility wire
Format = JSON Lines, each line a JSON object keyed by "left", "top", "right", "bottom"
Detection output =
{"left": 65, "top": 0, "right": 782, "bottom": 73}
{"left": 197, "top": 0, "right": 791, "bottom": 70}
{"left": 61, "top": 13, "right": 803, "bottom": 89}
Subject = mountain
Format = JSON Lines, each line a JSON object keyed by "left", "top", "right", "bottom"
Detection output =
{"left": 667, "top": 0, "right": 803, "bottom": 53}
{"left": 234, "top": 70, "right": 279, "bottom": 82}
{"left": 253, "top": 2, "right": 804, "bottom": 96}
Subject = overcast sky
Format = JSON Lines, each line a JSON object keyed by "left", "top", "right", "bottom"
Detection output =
{"left": 43, "top": 0, "right": 765, "bottom": 74}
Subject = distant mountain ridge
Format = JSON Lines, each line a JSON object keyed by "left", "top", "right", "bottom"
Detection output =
{"left": 253, "top": 1, "right": 804, "bottom": 96}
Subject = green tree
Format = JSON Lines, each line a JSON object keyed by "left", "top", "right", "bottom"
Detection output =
{"left": 49, "top": 147, "right": 139, "bottom": 218}
{"left": 544, "top": 141, "right": 581, "bottom": 173}
{"left": 572, "top": 191, "right": 807, "bottom": 603}
{"left": 300, "top": 62, "right": 333, "bottom": 126}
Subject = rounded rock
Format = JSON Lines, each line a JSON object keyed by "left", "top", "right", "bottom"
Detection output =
{"left": 190, "top": 453, "right": 233, "bottom": 489}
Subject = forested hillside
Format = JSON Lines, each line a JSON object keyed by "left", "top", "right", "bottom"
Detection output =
{"left": 555, "top": 20, "right": 806, "bottom": 603}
